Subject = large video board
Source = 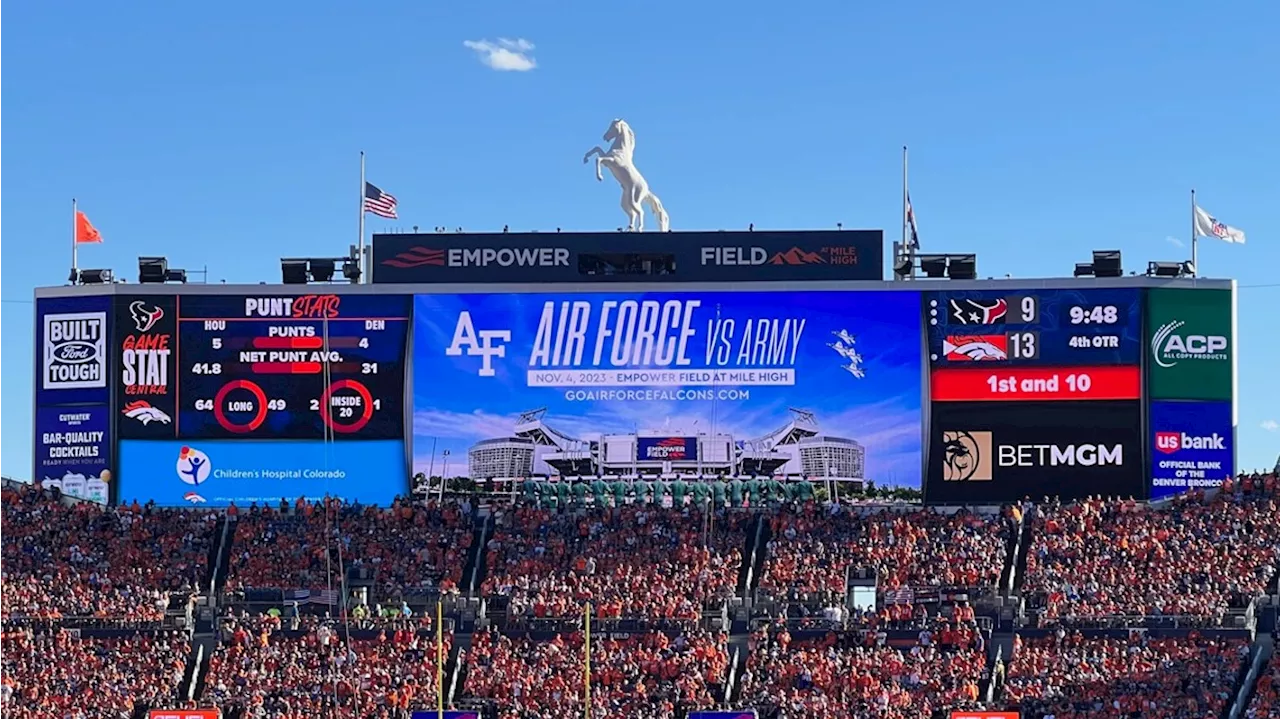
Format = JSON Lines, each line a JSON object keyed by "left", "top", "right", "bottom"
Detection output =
{"left": 412, "top": 291, "right": 925, "bottom": 488}
{"left": 103, "top": 292, "right": 411, "bottom": 506}
{"left": 175, "top": 294, "right": 409, "bottom": 439}
{"left": 31, "top": 280, "right": 1238, "bottom": 506}
{"left": 924, "top": 288, "right": 1145, "bottom": 503}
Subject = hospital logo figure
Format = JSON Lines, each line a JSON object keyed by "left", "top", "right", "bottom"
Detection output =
{"left": 176, "top": 446, "right": 212, "bottom": 486}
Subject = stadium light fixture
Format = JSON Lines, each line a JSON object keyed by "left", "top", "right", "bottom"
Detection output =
{"left": 918, "top": 254, "right": 948, "bottom": 279}
{"left": 281, "top": 260, "right": 308, "bottom": 285}
{"left": 77, "top": 268, "right": 113, "bottom": 284}
{"left": 946, "top": 254, "right": 977, "bottom": 280}
{"left": 308, "top": 258, "right": 336, "bottom": 283}
{"left": 1147, "top": 261, "right": 1190, "bottom": 278}
{"left": 1073, "top": 263, "right": 1095, "bottom": 278}
{"left": 138, "top": 257, "right": 168, "bottom": 284}
{"left": 164, "top": 269, "right": 188, "bottom": 283}
{"left": 1092, "top": 250, "right": 1123, "bottom": 278}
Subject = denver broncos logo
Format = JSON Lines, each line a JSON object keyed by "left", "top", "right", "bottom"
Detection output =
{"left": 129, "top": 301, "right": 165, "bottom": 333}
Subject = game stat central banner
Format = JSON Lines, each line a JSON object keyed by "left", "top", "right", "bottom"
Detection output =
{"left": 412, "top": 291, "right": 924, "bottom": 487}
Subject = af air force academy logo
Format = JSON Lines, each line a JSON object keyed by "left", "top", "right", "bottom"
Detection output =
{"left": 446, "top": 311, "right": 512, "bottom": 377}
{"left": 942, "top": 431, "right": 993, "bottom": 482}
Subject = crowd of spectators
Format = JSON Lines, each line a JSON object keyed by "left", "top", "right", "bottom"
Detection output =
{"left": 462, "top": 628, "right": 728, "bottom": 719}
{"left": 1004, "top": 631, "right": 1248, "bottom": 718}
{"left": 226, "top": 497, "right": 473, "bottom": 599}
{"left": 1, "top": 484, "right": 213, "bottom": 623}
{"left": 758, "top": 504, "right": 1012, "bottom": 608}
{"left": 0, "top": 627, "right": 191, "bottom": 718}
{"left": 482, "top": 505, "right": 749, "bottom": 621}
{"left": 1023, "top": 475, "right": 1280, "bottom": 623}
{"left": 737, "top": 624, "right": 988, "bottom": 718}
{"left": 203, "top": 612, "right": 451, "bottom": 719}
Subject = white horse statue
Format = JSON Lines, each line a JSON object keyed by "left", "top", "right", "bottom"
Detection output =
{"left": 582, "top": 119, "right": 670, "bottom": 232}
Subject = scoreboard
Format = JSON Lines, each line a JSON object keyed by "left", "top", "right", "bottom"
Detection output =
{"left": 926, "top": 288, "right": 1142, "bottom": 402}
{"left": 924, "top": 288, "right": 1146, "bottom": 503}
{"left": 177, "top": 294, "right": 409, "bottom": 439}
{"left": 34, "top": 276, "right": 1236, "bottom": 507}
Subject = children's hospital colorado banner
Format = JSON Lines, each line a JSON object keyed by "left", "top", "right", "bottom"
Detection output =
{"left": 412, "top": 291, "right": 924, "bottom": 487}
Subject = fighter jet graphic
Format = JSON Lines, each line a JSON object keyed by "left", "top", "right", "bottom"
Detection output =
{"left": 827, "top": 330, "right": 866, "bottom": 379}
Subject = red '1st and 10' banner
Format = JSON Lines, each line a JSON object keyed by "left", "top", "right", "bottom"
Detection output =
{"left": 931, "top": 365, "right": 1140, "bottom": 402}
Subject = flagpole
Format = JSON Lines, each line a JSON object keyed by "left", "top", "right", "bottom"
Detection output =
{"left": 358, "top": 151, "right": 367, "bottom": 284}
{"left": 901, "top": 146, "right": 910, "bottom": 280}
{"left": 1190, "top": 188, "right": 1198, "bottom": 277}
{"left": 71, "top": 198, "right": 79, "bottom": 284}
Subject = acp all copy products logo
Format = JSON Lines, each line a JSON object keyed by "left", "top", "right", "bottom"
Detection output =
{"left": 1150, "top": 320, "right": 1228, "bottom": 368}
{"left": 43, "top": 311, "right": 108, "bottom": 390}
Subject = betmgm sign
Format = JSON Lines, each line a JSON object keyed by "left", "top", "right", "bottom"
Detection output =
{"left": 373, "top": 229, "right": 884, "bottom": 284}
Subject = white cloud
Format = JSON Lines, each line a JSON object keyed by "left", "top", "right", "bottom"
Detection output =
{"left": 463, "top": 38, "right": 537, "bottom": 72}
{"left": 1165, "top": 236, "right": 1185, "bottom": 248}
{"left": 1262, "top": 419, "right": 1279, "bottom": 432}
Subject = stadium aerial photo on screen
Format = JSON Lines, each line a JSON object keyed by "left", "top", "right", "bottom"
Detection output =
{"left": 412, "top": 290, "right": 924, "bottom": 488}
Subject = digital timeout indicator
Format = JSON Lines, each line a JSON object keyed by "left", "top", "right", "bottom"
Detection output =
{"left": 178, "top": 295, "right": 408, "bottom": 440}
{"left": 926, "top": 288, "right": 1142, "bottom": 402}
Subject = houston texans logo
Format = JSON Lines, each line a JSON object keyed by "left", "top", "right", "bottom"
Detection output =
{"left": 129, "top": 301, "right": 165, "bottom": 332}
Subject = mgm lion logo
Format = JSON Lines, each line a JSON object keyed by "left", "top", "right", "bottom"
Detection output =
{"left": 942, "top": 430, "right": 993, "bottom": 482}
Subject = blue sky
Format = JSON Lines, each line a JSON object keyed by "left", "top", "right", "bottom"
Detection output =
{"left": 412, "top": 291, "right": 923, "bottom": 485}
{"left": 3, "top": 0, "right": 1277, "bottom": 478}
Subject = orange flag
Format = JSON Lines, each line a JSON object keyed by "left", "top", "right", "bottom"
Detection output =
{"left": 75, "top": 210, "right": 103, "bottom": 244}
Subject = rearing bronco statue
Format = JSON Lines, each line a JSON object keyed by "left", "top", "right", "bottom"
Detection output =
{"left": 582, "top": 119, "right": 670, "bottom": 232}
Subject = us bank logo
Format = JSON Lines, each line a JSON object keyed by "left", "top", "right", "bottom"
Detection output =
{"left": 941, "top": 430, "right": 992, "bottom": 481}
{"left": 1150, "top": 320, "right": 1229, "bottom": 368}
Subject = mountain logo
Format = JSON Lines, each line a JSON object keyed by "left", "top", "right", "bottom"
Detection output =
{"left": 768, "top": 247, "right": 826, "bottom": 265}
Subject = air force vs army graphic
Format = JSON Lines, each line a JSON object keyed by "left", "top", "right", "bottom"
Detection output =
{"left": 414, "top": 291, "right": 925, "bottom": 487}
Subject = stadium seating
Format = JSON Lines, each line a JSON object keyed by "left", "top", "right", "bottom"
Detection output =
{"left": 482, "top": 505, "right": 750, "bottom": 623}
{"left": 0, "top": 628, "right": 191, "bottom": 718}
{"left": 203, "top": 613, "right": 452, "bottom": 718}
{"left": 758, "top": 504, "right": 1012, "bottom": 609}
{"left": 1004, "top": 632, "right": 1249, "bottom": 719}
{"left": 461, "top": 628, "right": 728, "bottom": 718}
{"left": 1, "top": 485, "right": 214, "bottom": 624}
{"left": 1022, "top": 476, "right": 1280, "bottom": 624}
{"left": 5, "top": 474, "right": 1278, "bottom": 718}
{"left": 225, "top": 497, "right": 473, "bottom": 599}
{"left": 738, "top": 624, "right": 987, "bottom": 718}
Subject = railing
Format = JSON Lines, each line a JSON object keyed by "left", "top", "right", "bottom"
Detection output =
{"left": 1, "top": 614, "right": 181, "bottom": 630}
{"left": 723, "top": 647, "right": 741, "bottom": 707}
{"left": 502, "top": 615, "right": 703, "bottom": 634}
{"left": 1028, "top": 609, "right": 1255, "bottom": 630}
{"left": 1228, "top": 641, "right": 1271, "bottom": 719}
{"left": 185, "top": 644, "right": 205, "bottom": 703}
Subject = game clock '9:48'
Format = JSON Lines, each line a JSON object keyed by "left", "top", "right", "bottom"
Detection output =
{"left": 176, "top": 294, "right": 409, "bottom": 440}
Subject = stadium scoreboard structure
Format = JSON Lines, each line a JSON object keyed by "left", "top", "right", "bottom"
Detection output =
{"left": 33, "top": 230, "right": 1237, "bottom": 507}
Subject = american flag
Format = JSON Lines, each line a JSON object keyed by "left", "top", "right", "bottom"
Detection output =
{"left": 885, "top": 587, "right": 915, "bottom": 605}
{"left": 905, "top": 193, "right": 920, "bottom": 249}
{"left": 363, "top": 182, "right": 399, "bottom": 219}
